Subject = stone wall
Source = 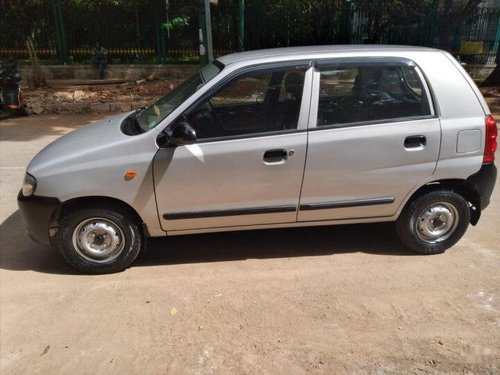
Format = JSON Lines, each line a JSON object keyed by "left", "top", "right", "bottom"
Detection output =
{"left": 20, "top": 62, "right": 496, "bottom": 85}
{"left": 19, "top": 64, "right": 198, "bottom": 84}
{"left": 463, "top": 64, "right": 496, "bottom": 84}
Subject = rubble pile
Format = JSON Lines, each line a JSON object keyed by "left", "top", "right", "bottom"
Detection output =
{"left": 481, "top": 87, "right": 500, "bottom": 115}
{"left": 480, "top": 86, "right": 500, "bottom": 98}
{"left": 24, "top": 79, "right": 180, "bottom": 115}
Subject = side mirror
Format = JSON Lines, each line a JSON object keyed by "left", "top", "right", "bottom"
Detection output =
{"left": 157, "top": 121, "right": 197, "bottom": 148}
{"left": 171, "top": 122, "right": 197, "bottom": 146}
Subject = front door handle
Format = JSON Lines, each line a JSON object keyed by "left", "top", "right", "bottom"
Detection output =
{"left": 404, "top": 135, "right": 426, "bottom": 149}
{"left": 263, "top": 149, "right": 288, "bottom": 164}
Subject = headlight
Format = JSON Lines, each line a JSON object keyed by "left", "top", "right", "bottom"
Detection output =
{"left": 22, "top": 173, "right": 37, "bottom": 197}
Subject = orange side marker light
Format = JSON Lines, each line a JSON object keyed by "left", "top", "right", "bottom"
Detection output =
{"left": 124, "top": 169, "right": 137, "bottom": 181}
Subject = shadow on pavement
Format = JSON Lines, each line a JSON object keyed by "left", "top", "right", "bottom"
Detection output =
{"left": 137, "top": 222, "right": 413, "bottom": 268}
{"left": 0, "top": 211, "right": 76, "bottom": 274}
{"left": 1, "top": 209, "right": 414, "bottom": 275}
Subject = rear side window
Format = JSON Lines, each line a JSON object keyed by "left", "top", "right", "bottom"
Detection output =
{"left": 317, "top": 63, "right": 431, "bottom": 127}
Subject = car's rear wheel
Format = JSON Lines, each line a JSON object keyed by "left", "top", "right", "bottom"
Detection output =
{"left": 396, "top": 190, "right": 470, "bottom": 254}
{"left": 55, "top": 207, "right": 143, "bottom": 274}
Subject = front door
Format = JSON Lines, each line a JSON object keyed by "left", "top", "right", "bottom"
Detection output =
{"left": 299, "top": 60, "right": 441, "bottom": 221}
{"left": 154, "top": 65, "right": 311, "bottom": 232}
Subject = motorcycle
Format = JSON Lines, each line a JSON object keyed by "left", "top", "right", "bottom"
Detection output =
{"left": 0, "top": 62, "right": 28, "bottom": 118}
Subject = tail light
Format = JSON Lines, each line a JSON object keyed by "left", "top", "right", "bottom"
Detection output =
{"left": 484, "top": 115, "right": 498, "bottom": 164}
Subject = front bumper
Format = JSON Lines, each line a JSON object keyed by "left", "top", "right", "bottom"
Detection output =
{"left": 17, "top": 190, "right": 60, "bottom": 245}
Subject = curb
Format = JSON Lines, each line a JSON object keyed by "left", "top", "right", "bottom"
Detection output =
{"left": 28, "top": 101, "right": 148, "bottom": 115}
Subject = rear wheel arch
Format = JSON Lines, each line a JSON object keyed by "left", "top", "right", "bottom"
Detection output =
{"left": 400, "top": 179, "right": 481, "bottom": 225}
{"left": 396, "top": 189, "right": 470, "bottom": 254}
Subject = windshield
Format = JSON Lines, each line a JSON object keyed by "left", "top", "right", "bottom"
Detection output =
{"left": 133, "top": 62, "right": 221, "bottom": 132}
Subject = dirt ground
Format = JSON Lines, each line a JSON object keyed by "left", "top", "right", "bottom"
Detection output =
{"left": 0, "top": 114, "right": 499, "bottom": 374}
{"left": 23, "top": 80, "right": 181, "bottom": 115}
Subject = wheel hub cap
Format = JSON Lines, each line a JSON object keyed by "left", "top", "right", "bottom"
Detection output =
{"left": 416, "top": 203, "right": 458, "bottom": 244}
{"left": 72, "top": 218, "right": 125, "bottom": 263}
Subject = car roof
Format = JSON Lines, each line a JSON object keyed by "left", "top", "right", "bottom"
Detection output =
{"left": 217, "top": 45, "right": 438, "bottom": 66}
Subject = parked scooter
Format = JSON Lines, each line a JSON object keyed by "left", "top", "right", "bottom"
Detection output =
{"left": 0, "top": 62, "right": 28, "bottom": 118}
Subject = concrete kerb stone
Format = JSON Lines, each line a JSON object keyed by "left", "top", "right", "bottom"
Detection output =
{"left": 19, "top": 64, "right": 198, "bottom": 85}
{"left": 26, "top": 101, "right": 135, "bottom": 115}
{"left": 120, "top": 103, "right": 133, "bottom": 112}
{"left": 90, "top": 103, "right": 111, "bottom": 113}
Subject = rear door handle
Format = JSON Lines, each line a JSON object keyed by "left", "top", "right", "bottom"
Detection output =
{"left": 404, "top": 135, "right": 426, "bottom": 149}
{"left": 263, "top": 149, "right": 288, "bottom": 164}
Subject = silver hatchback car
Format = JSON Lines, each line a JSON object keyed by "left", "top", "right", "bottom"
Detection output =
{"left": 18, "top": 46, "right": 497, "bottom": 273}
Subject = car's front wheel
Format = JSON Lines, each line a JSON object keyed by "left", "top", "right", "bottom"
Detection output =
{"left": 55, "top": 207, "right": 143, "bottom": 274}
{"left": 396, "top": 190, "right": 470, "bottom": 255}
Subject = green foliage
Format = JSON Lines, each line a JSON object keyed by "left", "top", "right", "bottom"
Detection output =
{"left": 0, "top": 0, "right": 494, "bottom": 64}
{"left": 352, "top": 0, "right": 431, "bottom": 43}
{"left": 351, "top": 0, "right": 485, "bottom": 45}
{"left": 239, "top": 0, "right": 343, "bottom": 49}
{"left": 162, "top": 16, "right": 190, "bottom": 32}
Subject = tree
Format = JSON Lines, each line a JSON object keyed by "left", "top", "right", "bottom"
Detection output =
{"left": 435, "top": 0, "right": 483, "bottom": 49}
{"left": 352, "top": 0, "right": 431, "bottom": 43}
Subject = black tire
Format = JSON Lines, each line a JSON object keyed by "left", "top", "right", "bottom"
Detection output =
{"left": 396, "top": 190, "right": 470, "bottom": 255}
{"left": 55, "top": 208, "right": 143, "bottom": 274}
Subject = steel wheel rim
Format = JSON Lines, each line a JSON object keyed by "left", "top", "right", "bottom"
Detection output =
{"left": 415, "top": 202, "right": 459, "bottom": 244}
{"left": 72, "top": 217, "right": 125, "bottom": 263}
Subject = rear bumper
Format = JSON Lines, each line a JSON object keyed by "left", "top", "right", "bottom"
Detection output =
{"left": 467, "top": 163, "right": 497, "bottom": 210}
{"left": 17, "top": 191, "right": 60, "bottom": 245}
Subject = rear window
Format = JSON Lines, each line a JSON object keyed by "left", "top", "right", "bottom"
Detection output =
{"left": 317, "top": 63, "right": 431, "bottom": 127}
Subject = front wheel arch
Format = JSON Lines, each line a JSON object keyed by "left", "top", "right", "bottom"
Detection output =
{"left": 50, "top": 196, "right": 149, "bottom": 243}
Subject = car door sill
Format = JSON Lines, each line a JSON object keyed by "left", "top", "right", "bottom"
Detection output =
{"left": 164, "top": 214, "right": 395, "bottom": 236}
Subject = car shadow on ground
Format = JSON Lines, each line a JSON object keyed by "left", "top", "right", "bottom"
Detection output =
{"left": 0, "top": 210, "right": 414, "bottom": 275}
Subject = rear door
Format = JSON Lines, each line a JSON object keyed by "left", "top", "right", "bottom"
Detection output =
{"left": 298, "top": 59, "right": 441, "bottom": 221}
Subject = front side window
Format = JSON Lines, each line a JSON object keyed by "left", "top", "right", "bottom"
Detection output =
{"left": 180, "top": 67, "right": 306, "bottom": 140}
{"left": 317, "top": 63, "right": 431, "bottom": 127}
{"left": 126, "top": 63, "right": 221, "bottom": 133}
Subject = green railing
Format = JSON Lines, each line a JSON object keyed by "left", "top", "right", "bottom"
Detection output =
{"left": 0, "top": 0, "right": 498, "bottom": 65}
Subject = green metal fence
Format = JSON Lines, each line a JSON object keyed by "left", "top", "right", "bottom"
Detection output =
{"left": 0, "top": 0, "right": 498, "bottom": 65}
{"left": 459, "top": 5, "right": 500, "bottom": 64}
{"left": 349, "top": 2, "right": 499, "bottom": 64}
{"left": 0, "top": 0, "right": 202, "bottom": 63}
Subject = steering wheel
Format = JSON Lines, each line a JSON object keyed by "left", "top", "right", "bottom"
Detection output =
{"left": 189, "top": 107, "right": 220, "bottom": 139}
